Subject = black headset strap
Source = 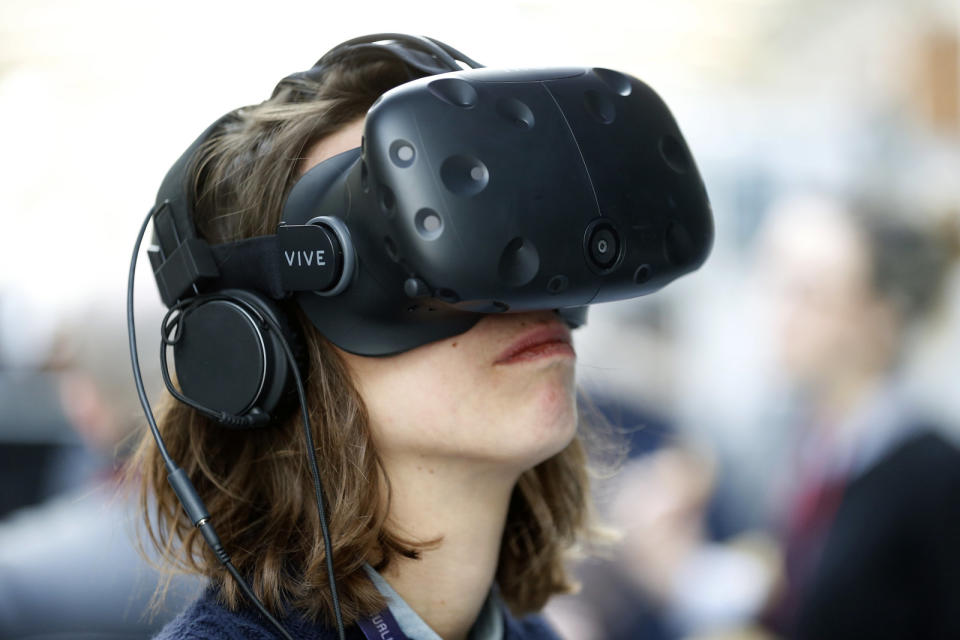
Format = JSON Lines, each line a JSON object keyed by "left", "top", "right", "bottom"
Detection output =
{"left": 152, "top": 113, "right": 236, "bottom": 253}
{"left": 209, "top": 237, "right": 285, "bottom": 299}
{"left": 153, "top": 232, "right": 345, "bottom": 305}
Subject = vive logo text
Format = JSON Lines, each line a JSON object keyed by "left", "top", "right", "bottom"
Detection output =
{"left": 285, "top": 250, "right": 326, "bottom": 267}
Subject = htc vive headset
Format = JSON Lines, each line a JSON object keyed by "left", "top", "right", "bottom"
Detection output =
{"left": 145, "top": 33, "right": 713, "bottom": 426}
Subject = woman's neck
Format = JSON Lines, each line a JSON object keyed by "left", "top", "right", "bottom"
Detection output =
{"left": 377, "top": 455, "right": 519, "bottom": 640}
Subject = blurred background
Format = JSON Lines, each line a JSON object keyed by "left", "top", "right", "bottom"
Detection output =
{"left": 1, "top": 0, "right": 958, "bottom": 637}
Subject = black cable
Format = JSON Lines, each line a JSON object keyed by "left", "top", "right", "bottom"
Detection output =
{"left": 127, "top": 208, "right": 299, "bottom": 640}
{"left": 226, "top": 561, "right": 295, "bottom": 640}
{"left": 156, "top": 293, "right": 347, "bottom": 637}
{"left": 128, "top": 207, "right": 176, "bottom": 473}
{"left": 255, "top": 310, "right": 347, "bottom": 640}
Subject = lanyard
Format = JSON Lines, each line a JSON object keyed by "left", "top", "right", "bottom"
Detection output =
{"left": 356, "top": 607, "right": 412, "bottom": 640}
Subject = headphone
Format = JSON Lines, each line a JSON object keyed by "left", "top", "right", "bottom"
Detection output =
{"left": 128, "top": 32, "right": 713, "bottom": 639}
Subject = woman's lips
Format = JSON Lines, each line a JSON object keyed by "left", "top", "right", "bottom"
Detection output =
{"left": 495, "top": 324, "right": 575, "bottom": 365}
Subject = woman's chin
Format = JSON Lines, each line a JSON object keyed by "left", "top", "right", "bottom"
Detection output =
{"left": 501, "top": 378, "right": 579, "bottom": 469}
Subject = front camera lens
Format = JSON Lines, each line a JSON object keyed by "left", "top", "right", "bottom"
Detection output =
{"left": 589, "top": 226, "right": 618, "bottom": 268}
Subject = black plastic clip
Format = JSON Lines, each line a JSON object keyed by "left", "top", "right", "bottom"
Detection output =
{"left": 148, "top": 202, "right": 219, "bottom": 306}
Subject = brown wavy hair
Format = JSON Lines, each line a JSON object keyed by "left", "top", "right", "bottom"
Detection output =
{"left": 131, "top": 48, "right": 600, "bottom": 627}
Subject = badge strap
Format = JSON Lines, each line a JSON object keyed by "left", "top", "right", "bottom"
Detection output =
{"left": 357, "top": 607, "right": 410, "bottom": 640}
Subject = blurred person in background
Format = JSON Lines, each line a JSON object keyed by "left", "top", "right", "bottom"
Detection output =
{"left": 0, "top": 298, "right": 204, "bottom": 638}
{"left": 754, "top": 194, "right": 960, "bottom": 640}
{"left": 545, "top": 435, "right": 776, "bottom": 640}
{"left": 0, "top": 291, "right": 85, "bottom": 517}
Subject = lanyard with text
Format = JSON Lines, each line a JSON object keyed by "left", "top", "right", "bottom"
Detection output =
{"left": 357, "top": 608, "right": 412, "bottom": 640}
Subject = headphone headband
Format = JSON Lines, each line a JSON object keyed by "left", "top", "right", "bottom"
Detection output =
{"left": 272, "top": 34, "right": 483, "bottom": 101}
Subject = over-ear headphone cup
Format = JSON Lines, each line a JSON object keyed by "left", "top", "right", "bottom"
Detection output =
{"left": 231, "top": 289, "right": 307, "bottom": 420}
{"left": 172, "top": 290, "right": 304, "bottom": 427}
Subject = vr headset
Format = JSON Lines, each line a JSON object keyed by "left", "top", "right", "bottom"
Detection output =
{"left": 143, "top": 33, "right": 711, "bottom": 423}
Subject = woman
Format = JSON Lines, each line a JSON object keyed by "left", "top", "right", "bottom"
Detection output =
{"left": 135, "top": 39, "right": 595, "bottom": 640}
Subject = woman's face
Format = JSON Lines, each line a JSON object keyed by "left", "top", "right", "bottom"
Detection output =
{"left": 303, "top": 119, "right": 579, "bottom": 473}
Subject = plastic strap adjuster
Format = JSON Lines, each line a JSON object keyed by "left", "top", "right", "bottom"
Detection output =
{"left": 152, "top": 236, "right": 219, "bottom": 306}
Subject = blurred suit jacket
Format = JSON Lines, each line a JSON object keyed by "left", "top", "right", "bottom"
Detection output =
{"left": 792, "top": 429, "right": 960, "bottom": 640}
